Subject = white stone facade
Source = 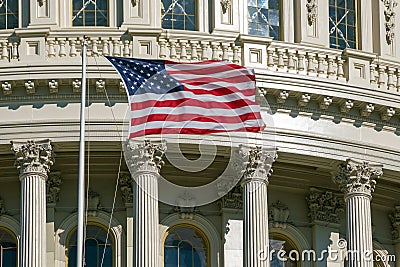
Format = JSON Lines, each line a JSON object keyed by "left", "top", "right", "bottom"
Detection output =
{"left": 0, "top": 0, "right": 399, "bottom": 266}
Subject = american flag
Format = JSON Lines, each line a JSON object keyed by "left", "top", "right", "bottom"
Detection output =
{"left": 106, "top": 56, "right": 266, "bottom": 138}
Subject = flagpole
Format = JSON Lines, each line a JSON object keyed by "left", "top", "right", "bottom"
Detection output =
{"left": 76, "top": 35, "right": 88, "bottom": 267}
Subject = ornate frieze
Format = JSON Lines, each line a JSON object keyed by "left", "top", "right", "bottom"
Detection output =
{"left": 48, "top": 79, "right": 58, "bottom": 94}
{"left": 269, "top": 200, "right": 290, "bottom": 229}
{"left": 12, "top": 140, "right": 54, "bottom": 176}
{"left": 276, "top": 90, "right": 289, "bottom": 104}
{"left": 382, "top": 0, "right": 398, "bottom": 44}
{"left": 320, "top": 96, "right": 333, "bottom": 110}
{"left": 2, "top": 81, "right": 11, "bottom": 95}
{"left": 220, "top": 185, "right": 243, "bottom": 209}
{"left": 220, "top": 0, "right": 232, "bottom": 14}
{"left": 95, "top": 79, "right": 105, "bottom": 93}
{"left": 25, "top": 80, "right": 35, "bottom": 95}
{"left": 235, "top": 145, "right": 277, "bottom": 184}
{"left": 119, "top": 172, "right": 133, "bottom": 204}
{"left": 361, "top": 103, "right": 375, "bottom": 117}
{"left": 382, "top": 107, "right": 396, "bottom": 121}
{"left": 46, "top": 171, "right": 62, "bottom": 204}
{"left": 389, "top": 205, "right": 400, "bottom": 241}
{"left": 125, "top": 140, "right": 167, "bottom": 174}
{"left": 298, "top": 93, "right": 311, "bottom": 107}
{"left": 72, "top": 79, "right": 81, "bottom": 93}
{"left": 306, "top": 0, "right": 317, "bottom": 25}
{"left": 332, "top": 159, "right": 383, "bottom": 197}
{"left": 307, "top": 189, "right": 344, "bottom": 224}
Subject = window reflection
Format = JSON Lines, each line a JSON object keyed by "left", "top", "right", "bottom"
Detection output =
{"left": 0, "top": 0, "right": 18, "bottom": 29}
{"left": 248, "top": 0, "right": 280, "bottom": 39}
{"left": 72, "top": 0, "right": 108, "bottom": 27}
{"left": 67, "top": 224, "right": 113, "bottom": 267}
{"left": 329, "top": 0, "right": 357, "bottom": 50}
{"left": 162, "top": 0, "right": 196, "bottom": 31}
{"left": 270, "top": 234, "right": 299, "bottom": 267}
{"left": 164, "top": 225, "right": 208, "bottom": 267}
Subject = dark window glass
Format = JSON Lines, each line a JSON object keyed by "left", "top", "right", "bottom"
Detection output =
{"left": 247, "top": 0, "right": 280, "bottom": 39}
{"left": 67, "top": 225, "right": 113, "bottom": 267}
{"left": 162, "top": 0, "right": 196, "bottom": 30}
{"left": 72, "top": 0, "right": 109, "bottom": 27}
{"left": 329, "top": 0, "right": 357, "bottom": 50}
{"left": 164, "top": 226, "right": 208, "bottom": 267}
{"left": 0, "top": 228, "right": 17, "bottom": 267}
{"left": 0, "top": 0, "right": 18, "bottom": 29}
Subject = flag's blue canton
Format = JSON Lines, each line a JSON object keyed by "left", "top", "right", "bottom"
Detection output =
{"left": 106, "top": 56, "right": 184, "bottom": 95}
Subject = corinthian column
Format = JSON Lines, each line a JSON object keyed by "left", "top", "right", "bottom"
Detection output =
{"left": 125, "top": 140, "right": 166, "bottom": 267}
{"left": 11, "top": 140, "right": 54, "bottom": 267}
{"left": 333, "top": 159, "right": 383, "bottom": 267}
{"left": 236, "top": 145, "right": 277, "bottom": 267}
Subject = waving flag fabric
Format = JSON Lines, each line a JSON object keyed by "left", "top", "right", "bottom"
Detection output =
{"left": 106, "top": 56, "right": 265, "bottom": 138}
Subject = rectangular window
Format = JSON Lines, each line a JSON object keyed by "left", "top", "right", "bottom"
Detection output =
{"left": 72, "top": 0, "right": 108, "bottom": 27}
{"left": 161, "top": 0, "right": 196, "bottom": 31}
{"left": 0, "top": 0, "right": 18, "bottom": 29}
{"left": 248, "top": 0, "right": 280, "bottom": 39}
{"left": 329, "top": 0, "right": 358, "bottom": 50}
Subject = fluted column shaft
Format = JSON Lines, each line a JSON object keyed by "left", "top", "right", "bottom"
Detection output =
{"left": 236, "top": 145, "right": 277, "bottom": 267}
{"left": 333, "top": 159, "right": 383, "bottom": 267}
{"left": 12, "top": 140, "right": 54, "bottom": 267}
{"left": 126, "top": 140, "right": 166, "bottom": 267}
{"left": 242, "top": 179, "right": 269, "bottom": 267}
{"left": 345, "top": 193, "right": 374, "bottom": 267}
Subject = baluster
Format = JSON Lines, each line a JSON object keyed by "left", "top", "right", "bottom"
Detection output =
{"left": 48, "top": 40, "right": 56, "bottom": 58}
{"left": 59, "top": 40, "right": 66, "bottom": 57}
{"left": 12, "top": 42, "right": 18, "bottom": 59}
{"left": 190, "top": 41, "right": 198, "bottom": 61}
{"left": 297, "top": 52, "right": 305, "bottom": 72}
{"left": 211, "top": 43, "right": 219, "bottom": 60}
{"left": 267, "top": 49, "right": 275, "bottom": 68}
{"left": 327, "top": 57, "right": 334, "bottom": 76}
{"left": 396, "top": 70, "right": 400, "bottom": 91}
{"left": 1, "top": 41, "right": 8, "bottom": 60}
{"left": 179, "top": 40, "right": 188, "bottom": 60}
{"left": 387, "top": 68, "right": 395, "bottom": 90}
{"left": 113, "top": 39, "right": 121, "bottom": 56}
{"left": 232, "top": 45, "right": 240, "bottom": 64}
{"left": 201, "top": 42, "right": 209, "bottom": 60}
{"left": 287, "top": 51, "right": 295, "bottom": 70}
{"left": 337, "top": 58, "right": 344, "bottom": 78}
{"left": 123, "top": 40, "right": 130, "bottom": 57}
{"left": 317, "top": 55, "right": 325, "bottom": 74}
{"left": 169, "top": 40, "right": 177, "bottom": 59}
{"left": 159, "top": 39, "right": 167, "bottom": 58}
{"left": 370, "top": 64, "right": 377, "bottom": 84}
{"left": 102, "top": 39, "right": 110, "bottom": 56}
{"left": 69, "top": 39, "right": 77, "bottom": 57}
{"left": 378, "top": 66, "right": 385, "bottom": 86}
{"left": 307, "top": 53, "right": 315, "bottom": 73}
{"left": 92, "top": 39, "right": 99, "bottom": 56}
{"left": 222, "top": 44, "right": 229, "bottom": 61}
{"left": 277, "top": 49, "right": 284, "bottom": 69}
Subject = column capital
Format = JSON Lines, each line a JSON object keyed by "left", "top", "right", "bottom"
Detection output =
{"left": 11, "top": 139, "right": 54, "bottom": 177}
{"left": 332, "top": 159, "right": 383, "bottom": 198}
{"left": 125, "top": 139, "right": 167, "bottom": 174}
{"left": 389, "top": 205, "right": 400, "bottom": 242}
{"left": 234, "top": 145, "right": 277, "bottom": 185}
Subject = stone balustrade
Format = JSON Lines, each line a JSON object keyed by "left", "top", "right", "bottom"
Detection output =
{"left": 0, "top": 37, "right": 19, "bottom": 61}
{"left": 370, "top": 59, "right": 400, "bottom": 92}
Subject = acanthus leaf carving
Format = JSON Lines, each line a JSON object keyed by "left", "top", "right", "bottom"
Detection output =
{"left": 307, "top": 189, "right": 344, "bottom": 224}
{"left": 46, "top": 171, "right": 62, "bottom": 204}
{"left": 220, "top": 185, "right": 243, "bottom": 209}
{"left": 382, "top": 0, "right": 398, "bottom": 44}
{"left": 220, "top": 0, "right": 232, "bottom": 14}
{"left": 131, "top": 0, "right": 137, "bottom": 8}
{"left": 306, "top": 0, "right": 318, "bottom": 26}
{"left": 119, "top": 172, "right": 133, "bottom": 204}
{"left": 125, "top": 139, "right": 167, "bottom": 174}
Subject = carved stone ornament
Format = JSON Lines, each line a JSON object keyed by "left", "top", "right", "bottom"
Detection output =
{"left": 306, "top": 0, "right": 318, "bottom": 25}
{"left": 175, "top": 192, "right": 197, "bottom": 220}
{"left": 220, "top": 185, "right": 243, "bottom": 209}
{"left": 382, "top": 0, "right": 398, "bottom": 44}
{"left": 95, "top": 79, "right": 105, "bottom": 93}
{"left": 234, "top": 145, "right": 277, "bottom": 184}
{"left": 0, "top": 198, "right": 6, "bottom": 215}
{"left": 131, "top": 0, "right": 137, "bottom": 8}
{"left": 220, "top": 0, "right": 232, "bottom": 14}
{"left": 332, "top": 159, "right": 383, "bottom": 197}
{"left": 125, "top": 139, "right": 167, "bottom": 174}
{"left": 46, "top": 172, "right": 62, "bottom": 204}
{"left": 11, "top": 140, "right": 54, "bottom": 176}
{"left": 307, "top": 189, "right": 344, "bottom": 224}
{"left": 269, "top": 200, "right": 290, "bottom": 229}
{"left": 72, "top": 79, "right": 81, "bottom": 93}
{"left": 389, "top": 205, "right": 400, "bottom": 241}
{"left": 88, "top": 188, "right": 101, "bottom": 216}
{"left": 119, "top": 81, "right": 126, "bottom": 94}
{"left": 2, "top": 81, "right": 12, "bottom": 95}
{"left": 48, "top": 79, "right": 59, "bottom": 94}
{"left": 38, "top": 0, "right": 45, "bottom": 7}
{"left": 25, "top": 80, "right": 35, "bottom": 95}
{"left": 119, "top": 172, "right": 133, "bottom": 204}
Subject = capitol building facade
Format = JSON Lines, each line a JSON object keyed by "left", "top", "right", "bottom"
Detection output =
{"left": 0, "top": 0, "right": 399, "bottom": 267}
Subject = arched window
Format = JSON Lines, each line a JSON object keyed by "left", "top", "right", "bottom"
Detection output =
{"left": 0, "top": 0, "right": 18, "bottom": 29}
{"left": 248, "top": 0, "right": 280, "bottom": 39}
{"left": 161, "top": 0, "right": 196, "bottom": 31}
{"left": 66, "top": 224, "right": 113, "bottom": 267}
{"left": 163, "top": 225, "right": 209, "bottom": 267}
{"left": 0, "top": 227, "right": 17, "bottom": 266}
{"left": 72, "top": 0, "right": 108, "bottom": 26}
{"left": 329, "top": 0, "right": 358, "bottom": 50}
{"left": 270, "top": 233, "right": 300, "bottom": 267}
